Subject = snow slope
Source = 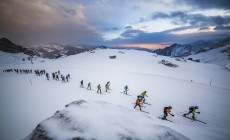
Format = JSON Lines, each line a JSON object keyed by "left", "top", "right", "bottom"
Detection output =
{"left": 185, "top": 44, "right": 230, "bottom": 68}
{"left": 0, "top": 49, "right": 230, "bottom": 140}
{"left": 27, "top": 100, "right": 189, "bottom": 140}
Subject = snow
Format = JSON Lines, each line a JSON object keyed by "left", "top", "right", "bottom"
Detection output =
{"left": 34, "top": 100, "right": 189, "bottom": 140}
{"left": 186, "top": 44, "right": 230, "bottom": 67}
{"left": 0, "top": 49, "right": 230, "bottom": 140}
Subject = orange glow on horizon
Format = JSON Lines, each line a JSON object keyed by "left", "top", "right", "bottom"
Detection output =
{"left": 115, "top": 43, "right": 170, "bottom": 50}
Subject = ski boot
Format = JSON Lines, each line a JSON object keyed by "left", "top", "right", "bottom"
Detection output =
{"left": 192, "top": 116, "right": 196, "bottom": 120}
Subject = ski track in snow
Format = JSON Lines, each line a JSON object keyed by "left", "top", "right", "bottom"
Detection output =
{"left": 0, "top": 49, "right": 230, "bottom": 140}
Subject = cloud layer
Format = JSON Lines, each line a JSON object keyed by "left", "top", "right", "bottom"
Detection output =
{"left": 0, "top": 0, "right": 229, "bottom": 48}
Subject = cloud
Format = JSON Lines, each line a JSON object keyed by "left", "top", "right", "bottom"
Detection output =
{"left": 199, "top": 27, "right": 210, "bottom": 30}
{"left": 0, "top": 0, "right": 229, "bottom": 47}
{"left": 0, "top": 0, "right": 102, "bottom": 46}
{"left": 175, "top": 0, "right": 230, "bottom": 10}
{"left": 103, "top": 27, "right": 119, "bottom": 31}
{"left": 214, "top": 25, "right": 230, "bottom": 30}
{"left": 124, "top": 26, "right": 133, "bottom": 29}
{"left": 150, "top": 11, "right": 230, "bottom": 26}
{"left": 111, "top": 26, "right": 230, "bottom": 47}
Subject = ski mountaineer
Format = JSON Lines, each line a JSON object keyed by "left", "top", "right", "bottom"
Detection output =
{"left": 52, "top": 73, "right": 55, "bottom": 80}
{"left": 184, "top": 106, "right": 200, "bottom": 119}
{"left": 80, "top": 80, "right": 83, "bottom": 88}
{"left": 141, "top": 91, "right": 148, "bottom": 103}
{"left": 61, "top": 75, "right": 65, "bottom": 83}
{"left": 134, "top": 98, "right": 142, "bottom": 111}
{"left": 46, "top": 73, "right": 49, "bottom": 80}
{"left": 56, "top": 74, "right": 59, "bottom": 81}
{"left": 105, "top": 82, "right": 109, "bottom": 92}
{"left": 124, "top": 85, "right": 129, "bottom": 94}
{"left": 162, "top": 106, "right": 174, "bottom": 120}
{"left": 106, "top": 81, "right": 110, "bottom": 89}
{"left": 66, "top": 75, "right": 69, "bottom": 82}
{"left": 87, "top": 82, "right": 91, "bottom": 90}
{"left": 97, "top": 84, "right": 101, "bottom": 93}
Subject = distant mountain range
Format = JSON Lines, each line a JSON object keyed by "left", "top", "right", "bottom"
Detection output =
{"left": 0, "top": 38, "right": 35, "bottom": 56}
{"left": 29, "top": 44, "right": 87, "bottom": 59}
{"left": 1, "top": 37, "right": 230, "bottom": 61}
{"left": 0, "top": 38, "right": 90, "bottom": 59}
{"left": 153, "top": 37, "right": 230, "bottom": 57}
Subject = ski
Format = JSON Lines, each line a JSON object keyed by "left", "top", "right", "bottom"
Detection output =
{"left": 141, "top": 110, "right": 149, "bottom": 114}
{"left": 120, "top": 92, "right": 131, "bottom": 96}
{"left": 158, "top": 117, "right": 174, "bottom": 122}
{"left": 178, "top": 113, "right": 207, "bottom": 124}
{"left": 143, "top": 102, "right": 151, "bottom": 105}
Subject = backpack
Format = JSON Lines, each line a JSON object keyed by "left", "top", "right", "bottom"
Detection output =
{"left": 137, "top": 95, "right": 142, "bottom": 99}
{"left": 189, "top": 106, "right": 194, "bottom": 111}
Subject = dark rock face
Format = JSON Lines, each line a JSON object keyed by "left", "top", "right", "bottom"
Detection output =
{"left": 158, "top": 60, "right": 179, "bottom": 68}
{"left": 0, "top": 38, "right": 35, "bottom": 56}
{"left": 27, "top": 125, "right": 51, "bottom": 140}
{"left": 153, "top": 38, "right": 230, "bottom": 57}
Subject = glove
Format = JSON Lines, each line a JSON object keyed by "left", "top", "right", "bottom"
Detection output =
{"left": 198, "top": 112, "right": 200, "bottom": 114}
{"left": 172, "top": 114, "right": 174, "bottom": 117}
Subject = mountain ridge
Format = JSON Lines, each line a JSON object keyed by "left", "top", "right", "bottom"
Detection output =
{"left": 153, "top": 37, "right": 230, "bottom": 57}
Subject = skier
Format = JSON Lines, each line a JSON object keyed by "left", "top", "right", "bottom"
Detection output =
{"left": 105, "top": 82, "right": 109, "bottom": 92}
{"left": 162, "top": 106, "right": 174, "bottom": 120}
{"left": 106, "top": 81, "right": 110, "bottom": 89}
{"left": 97, "top": 84, "right": 101, "bottom": 93}
{"left": 184, "top": 106, "right": 200, "bottom": 119}
{"left": 67, "top": 74, "right": 70, "bottom": 79}
{"left": 80, "top": 80, "right": 83, "bottom": 88}
{"left": 66, "top": 75, "right": 69, "bottom": 82}
{"left": 46, "top": 73, "right": 49, "bottom": 80}
{"left": 87, "top": 82, "right": 91, "bottom": 90}
{"left": 52, "top": 73, "right": 55, "bottom": 80}
{"left": 141, "top": 91, "right": 148, "bottom": 103}
{"left": 134, "top": 98, "right": 142, "bottom": 111}
{"left": 61, "top": 75, "right": 65, "bottom": 82}
{"left": 124, "top": 85, "right": 129, "bottom": 94}
{"left": 56, "top": 74, "right": 59, "bottom": 81}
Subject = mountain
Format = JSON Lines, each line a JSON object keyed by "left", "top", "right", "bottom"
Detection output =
{"left": 1, "top": 49, "right": 230, "bottom": 140}
{"left": 30, "top": 44, "right": 87, "bottom": 59}
{"left": 0, "top": 38, "right": 93, "bottom": 59}
{"left": 153, "top": 38, "right": 230, "bottom": 57}
{"left": 0, "top": 38, "right": 35, "bottom": 56}
{"left": 111, "top": 46, "right": 153, "bottom": 53}
{"left": 185, "top": 43, "right": 230, "bottom": 68}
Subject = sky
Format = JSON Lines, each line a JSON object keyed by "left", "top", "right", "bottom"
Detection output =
{"left": 0, "top": 0, "right": 229, "bottom": 49}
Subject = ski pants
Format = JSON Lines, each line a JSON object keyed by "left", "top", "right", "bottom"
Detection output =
{"left": 187, "top": 111, "right": 195, "bottom": 117}
{"left": 97, "top": 89, "right": 101, "bottom": 93}
{"left": 134, "top": 104, "right": 142, "bottom": 111}
{"left": 163, "top": 111, "right": 168, "bottom": 119}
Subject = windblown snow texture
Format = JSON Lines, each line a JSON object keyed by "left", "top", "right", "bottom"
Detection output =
{"left": 27, "top": 100, "right": 189, "bottom": 140}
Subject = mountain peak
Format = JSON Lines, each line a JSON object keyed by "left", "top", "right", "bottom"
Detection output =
{"left": 153, "top": 38, "right": 230, "bottom": 57}
{"left": 0, "top": 38, "right": 34, "bottom": 55}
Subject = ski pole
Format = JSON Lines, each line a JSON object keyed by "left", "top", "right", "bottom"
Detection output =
{"left": 179, "top": 111, "right": 188, "bottom": 114}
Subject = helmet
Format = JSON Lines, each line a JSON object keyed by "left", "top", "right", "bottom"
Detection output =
{"left": 144, "top": 91, "right": 147, "bottom": 93}
{"left": 169, "top": 106, "right": 172, "bottom": 109}
{"left": 195, "top": 106, "right": 199, "bottom": 109}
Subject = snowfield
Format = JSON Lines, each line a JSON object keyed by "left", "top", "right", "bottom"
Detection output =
{"left": 0, "top": 49, "right": 230, "bottom": 140}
